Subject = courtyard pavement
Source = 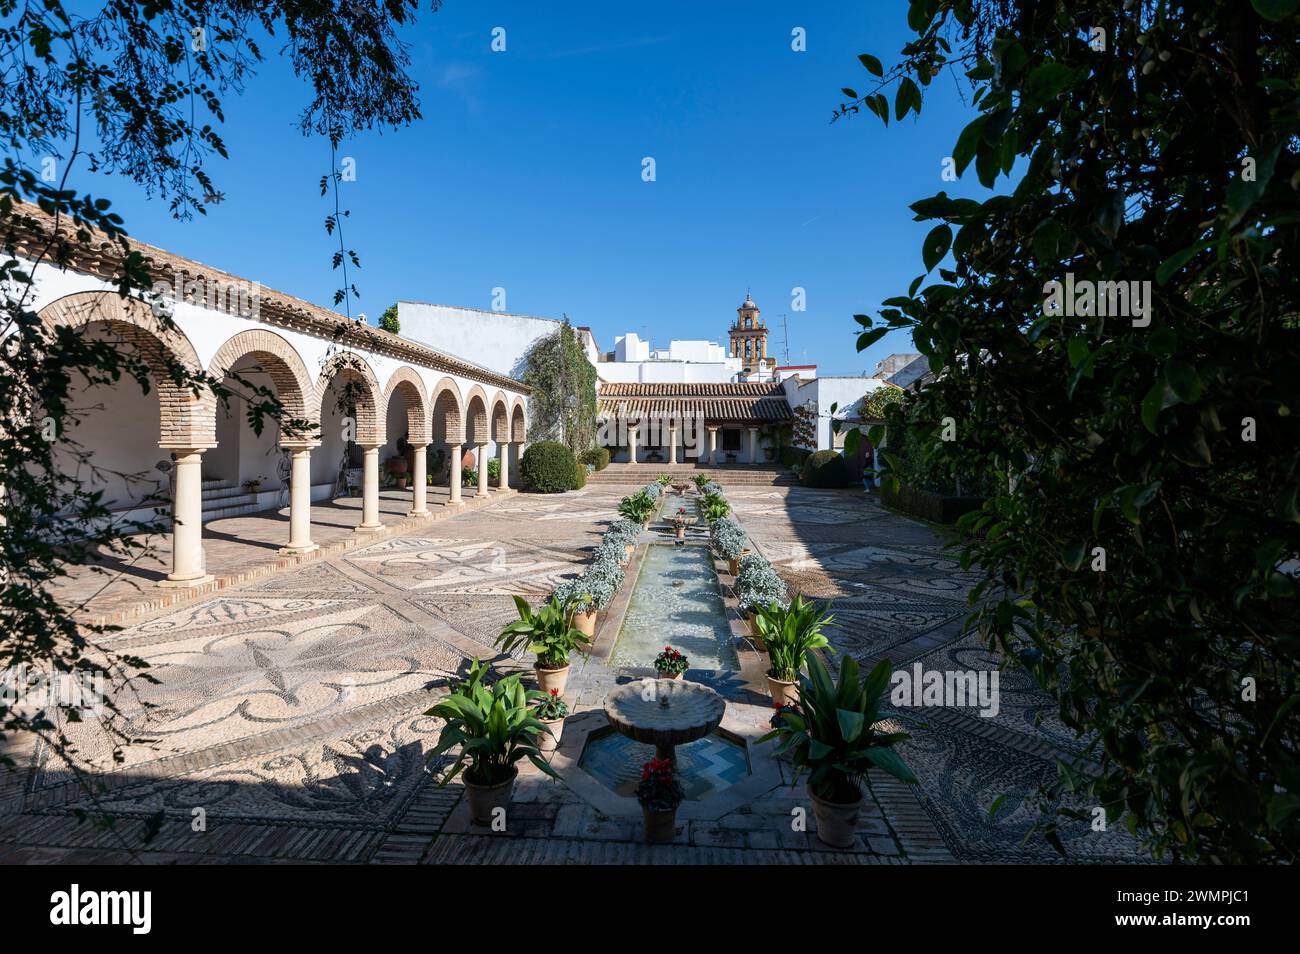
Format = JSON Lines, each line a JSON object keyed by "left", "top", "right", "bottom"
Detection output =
{"left": 0, "top": 482, "right": 1141, "bottom": 863}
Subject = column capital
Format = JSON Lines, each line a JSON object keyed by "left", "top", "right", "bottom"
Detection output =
{"left": 159, "top": 442, "right": 218, "bottom": 452}
{"left": 357, "top": 442, "right": 383, "bottom": 451}
{"left": 280, "top": 440, "right": 320, "bottom": 451}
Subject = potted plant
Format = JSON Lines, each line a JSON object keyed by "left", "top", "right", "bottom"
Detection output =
{"left": 618, "top": 489, "right": 656, "bottom": 528}
{"left": 552, "top": 560, "right": 623, "bottom": 637}
{"left": 736, "top": 555, "right": 789, "bottom": 640}
{"left": 605, "top": 519, "right": 640, "bottom": 562}
{"left": 495, "top": 596, "right": 591, "bottom": 698}
{"left": 425, "top": 658, "right": 557, "bottom": 826}
{"left": 487, "top": 456, "right": 501, "bottom": 487}
{"left": 755, "top": 595, "right": 835, "bottom": 707}
{"left": 710, "top": 517, "right": 748, "bottom": 575}
{"left": 386, "top": 456, "right": 409, "bottom": 489}
{"left": 691, "top": 474, "right": 710, "bottom": 492}
{"left": 534, "top": 688, "right": 569, "bottom": 755}
{"left": 636, "top": 756, "right": 685, "bottom": 844}
{"left": 761, "top": 652, "right": 916, "bottom": 848}
{"left": 656, "top": 473, "right": 672, "bottom": 486}
{"left": 241, "top": 475, "right": 265, "bottom": 494}
{"left": 701, "top": 492, "right": 730, "bottom": 523}
{"left": 653, "top": 645, "right": 689, "bottom": 680}
{"left": 665, "top": 505, "right": 697, "bottom": 541}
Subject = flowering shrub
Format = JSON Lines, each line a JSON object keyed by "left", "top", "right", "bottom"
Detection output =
{"left": 710, "top": 517, "right": 748, "bottom": 561}
{"left": 535, "top": 687, "right": 569, "bottom": 721}
{"left": 653, "top": 645, "right": 689, "bottom": 676}
{"left": 592, "top": 537, "right": 627, "bottom": 567}
{"left": 635, "top": 757, "right": 685, "bottom": 813}
{"left": 553, "top": 560, "right": 623, "bottom": 611}
{"left": 736, "top": 554, "right": 789, "bottom": 614}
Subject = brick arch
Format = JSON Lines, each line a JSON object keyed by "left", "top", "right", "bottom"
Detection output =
{"left": 39, "top": 290, "right": 214, "bottom": 447}
{"left": 490, "top": 391, "right": 511, "bottom": 442}
{"left": 510, "top": 397, "right": 527, "bottom": 443}
{"left": 208, "top": 329, "right": 316, "bottom": 430}
{"left": 381, "top": 366, "right": 430, "bottom": 445}
{"left": 430, "top": 377, "right": 464, "bottom": 444}
{"left": 464, "top": 384, "right": 490, "bottom": 445}
{"left": 317, "top": 351, "right": 384, "bottom": 446}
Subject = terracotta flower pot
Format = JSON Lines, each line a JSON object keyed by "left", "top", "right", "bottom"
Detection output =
{"left": 537, "top": 717, "right": 565, "bottom": 755}
{"left": 657, "top": 669, "right": 684, "bottom": 681}
{"left": 534, "top": 663, "right": 571, "bottom": 698}
{"left": 464, "top": 767, "right": 519, "bottom": 827}
{"left": 573, "top": 607, "right": 597, "bottom": 637}
{"left": 809, "top": 787, "right": 863, "bottom": 849}
{"left": 675, "top": 525, "right": 686, "bottom": 541}
{"left": 766, "top": 674, "right": 799, "bottom": 707}
{"left": 727, "top": 558, "right": 741, "bottom": 576}
{"left": 641, "top": 805, "right": 678, "bottom": 844}
{"left": 625, "top": 543, "right": 635, "bottom": 561}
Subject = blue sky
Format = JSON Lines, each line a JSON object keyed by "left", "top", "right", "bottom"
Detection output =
{"left": 69, "top": 0, "right": 987, "bottom": 375}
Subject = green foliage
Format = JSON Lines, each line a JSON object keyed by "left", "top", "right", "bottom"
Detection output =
{"left": 701, "top": 492, "right": 731, "bottom": 522}
{"left": 494, "top": 596, "right": 591, "bottom": 670}
{"left": 424, "top": 659, "right": 557, "bottom": 786}
{"left": 519, "top": 441, "right": 577, "bottom": 493}
{"left": 860, "top": 385, "right": 904, "bottom": 421}
{"left": 656, "top": 473, "right": 672, "bottom": 486}
{"left": 709, "top": 517, "right": 748, "bottom": 561}
{"left": 618, "top": 490, "right": 656, "bottom": 524}
{"left": 379, "top": 304, "right": 400, "bottom": 334}
{"left": 692, "top": 474, "right": 710, "bottom": 490}
{"left": 802, "top": 449, "right": 853, "bottom": 488}
{"left": 761, "top": 653, "right": 915, "bottom": 804}
{"left": 756, "top": 595, "right": 836, "bottom": 683}
{"left": 736, "top": 554, "right": 789, "bottom": 614}
{"left": 520, "top": 320, "right": 597, "bottom": 456}
{"left": 572, "top": 458, "right": 587, "bottom": 489}
{"left": 0, "top": 0, "right": 427, "bottom": 779}
{"left": 780, "top": 445, "right": 812, "bottom": 468}
{"left": 847, "top": 0, "right": 1300, "bottom": 861}
{"left": 486, "top": 457, "right": 501, "bottom": 484}
{"left": 581, "top": 447, "right": 611, "bottom": 470}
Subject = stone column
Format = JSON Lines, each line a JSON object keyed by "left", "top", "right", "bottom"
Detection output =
{"left": 477, "top": 443, "right": 490, "bottom": 497}
{"left": 708, "top": 427, "right": 720, "bottom": 467}
{"left": 668, "top": 425, "right": 678, "bottom": 466}
{"left": 628, "top": 426, "right": 638, "bottom": 465}
{"left": 409, "top": 443, "right": 430, "bottom": 517}
{"left": 497, "top": 441, "right": 510, "bottom": 492}
{"left": 509, "top": 442, "right": 521, "bottom": 488}
{"left": 160, "top": 447, "right": 214, "bottom": 586}
{"left": 449, "top": 443, "right": 464, "bottom": 506}
{"left": 748, "top": 427, "right": 759, "bottom": 465}
{"left": 356, "top": 443, "right": 383, "bottom": 532}
{"left": 280, "top": 444, "right": 318, "bottom": 553}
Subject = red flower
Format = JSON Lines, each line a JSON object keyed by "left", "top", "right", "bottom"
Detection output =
{"left": 549, "top": 688, "right": 559, "bottom": 697}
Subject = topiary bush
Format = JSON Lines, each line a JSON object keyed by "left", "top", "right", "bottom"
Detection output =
{"left": 520, "top": 441, "right": 577, "bottom": 493}
{"left": 802, "top": 450, "right": 853, "bottom": 488}
{"left": 573, "top": 459, "right": 587, "bottom": 490}
{"left": 581, "top": 447, "right": 610, "bottom": 471}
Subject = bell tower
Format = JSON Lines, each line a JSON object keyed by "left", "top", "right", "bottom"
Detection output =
{"left": 729, "top": 292, "right": 770, "bottom": 375}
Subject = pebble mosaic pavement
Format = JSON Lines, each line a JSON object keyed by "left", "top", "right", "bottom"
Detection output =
{"left": 0, "top": 483, "right": 1142, "bottom": 864}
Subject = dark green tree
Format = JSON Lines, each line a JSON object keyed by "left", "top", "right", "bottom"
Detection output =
{"left": 520, "top": 319, "right": 597, "bottom": 456}
{"left": 0, "top": 0, "right": 433, "bottom": 801}
{"left": 845, "top": 0, "right": 1299, "bottom": 862}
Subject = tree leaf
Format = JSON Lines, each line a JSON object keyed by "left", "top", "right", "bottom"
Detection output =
{"left": 922, "top": 224, "right": 953, "bottom": 272}
{"left": 857, "top": 53, "right": 884, "bottom": 76}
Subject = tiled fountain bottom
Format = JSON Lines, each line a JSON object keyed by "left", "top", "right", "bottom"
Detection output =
{"left": 612, "top": 543, "right": 739, "bottom": 670}
{"left": 578, "top": 727, "right": 750, "bottom": 800}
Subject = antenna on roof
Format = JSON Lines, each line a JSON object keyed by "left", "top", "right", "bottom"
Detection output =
{"left": 781, "top": 313, "right": 790, "bottom": 365}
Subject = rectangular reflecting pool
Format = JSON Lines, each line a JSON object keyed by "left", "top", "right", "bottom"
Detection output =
{"left": 611, "top": 543, "right": 739, "bottom": 671}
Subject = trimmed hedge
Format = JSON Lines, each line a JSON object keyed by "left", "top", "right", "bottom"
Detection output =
{"left": 573, "top": 459, "right": 587, "bottom": 489}
{"left": 780, "top": 445, "right": 812, "bottom": 468}
{"left": 581, "top": 447, "right": 611, "bottom": 471}
{"left": 520, "top": 441, "right": 578, "bottom": 493}
{"left": 881, "top": 482, "right": 984, "bottom": 525}
{"left": 802, "top": 449, "right": 853, "bottom": 488}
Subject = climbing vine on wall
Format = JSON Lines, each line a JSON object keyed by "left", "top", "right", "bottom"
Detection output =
{"left": 520, "top": 319, "right": 597, "bottom": 456}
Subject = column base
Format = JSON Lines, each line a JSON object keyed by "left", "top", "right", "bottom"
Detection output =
{"left": 354, "top": 523, "right": 385, "bottom": 534}
{"left": 279, "top": 543, "right": 319, "bottom": 555}
{"left": 407, "top": 509, "right": 432, "bottom": 518}
{"left": 159, "top": 573, "right": 214, "bottom": 588}
{"left": 446, "top": 499, "right": 466, "bottom": 508}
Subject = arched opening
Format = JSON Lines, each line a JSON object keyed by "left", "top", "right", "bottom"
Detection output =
{"left": 430, "top": 379, "right": 465, "bottom": 497}
{"left": 315, "top": 355, "right": 382, "bottom": 499}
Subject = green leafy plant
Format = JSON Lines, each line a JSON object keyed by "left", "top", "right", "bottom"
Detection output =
{"left": 840, "top": 0, "right": 1300, "bottom": 862}
{"left": 378, "top": 304, "right": 401, "bottom": 335}
{"left": 756, "top": 595, "right": 836, "bottom": 683}
{"left": 802, "top": 450, "right": 853, "bottom": 489}
{"left": 424, "top": 660, "right": 557, "bottom": 786}
{"left": 761, "top": 652, "right": 915, "bottom": 804}
{"left": 487, "top": 457, "right": 501, "bottom": 484}
{"left": 692, "top": 474, "right": 710, "bottom": 490}
{"left": 701, "top": 492, "right": 730, "bottom": 522}
{"left": 636, "top": 757, "right": 685, "bottom": 813}
{"left": 520, "top": 320, "right": 597, "bottom": 456}
{"left": 581, "top": 447, "right": 611, "bottom": 470}
{"left": 495, "top": 596, "right": 591, "bottom": 670}
{"left": 519, "top": 440, "right": 578, "bottom": 493}
{"left": 462, "top": 467, "right": 478, "bottom": 487}
{"left": 653, "top": 645, "right": 689, "bottom": 676}
{"left": 534, "top": 688, "right": 569, "bottom": 722}
{"left": 656, "top": 473, "right": 672, "bottom": 486}
{"left": 618, "top": 490, "right": 656, "bottom": 524}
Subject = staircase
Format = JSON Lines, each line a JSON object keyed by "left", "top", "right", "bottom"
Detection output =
{"left": 584, "top": 463, "right": 796, "bottom": 487}
{"left": 200, "top": 478, "right": 265, "bottom": 521}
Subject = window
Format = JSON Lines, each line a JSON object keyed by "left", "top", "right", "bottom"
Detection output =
{"left": 722, "top": 429, "right": 741, "bottom": 451}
